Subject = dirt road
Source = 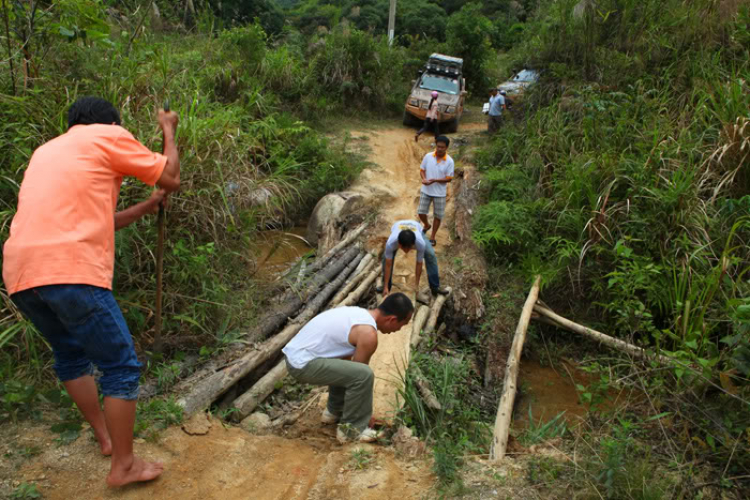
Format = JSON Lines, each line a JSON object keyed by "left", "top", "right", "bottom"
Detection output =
{"left": 9, "top": 122, "right": 488, "bottom": 499}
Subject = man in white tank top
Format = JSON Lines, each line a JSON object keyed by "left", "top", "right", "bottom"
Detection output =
{"left": 283, "top": 293, "right": 414, "bottom": 443}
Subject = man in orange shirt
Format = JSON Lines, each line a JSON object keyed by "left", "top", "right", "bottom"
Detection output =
{"left": 3, "top": 97, "right": 180, "bottom": 487}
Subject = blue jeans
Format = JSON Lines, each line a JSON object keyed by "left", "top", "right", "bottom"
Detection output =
{"left": 11, "top": 284, "right": 141, "bottom": 400}
{"left": 382, "top": 238, "right": 440, "bottom": 291}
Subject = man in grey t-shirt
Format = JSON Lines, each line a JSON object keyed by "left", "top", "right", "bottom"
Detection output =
{"left": 377, "top": 219, "right": 448, "bottom": 299}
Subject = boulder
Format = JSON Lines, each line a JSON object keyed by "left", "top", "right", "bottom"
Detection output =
{"left": 241, "top": 412, "right": 272, "bottom": 435}
{"left": 306, "top": 192, "right": 364, "bottom": 246}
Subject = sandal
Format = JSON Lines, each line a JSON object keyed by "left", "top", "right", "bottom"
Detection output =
{"left": 429, "top": 239, "right": 437, "bottom": 246}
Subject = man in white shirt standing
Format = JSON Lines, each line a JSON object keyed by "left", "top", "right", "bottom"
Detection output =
{"left": 282, "top": 293, "right": 414, "bottom": 443}
{"left": 418, "top": 135, "right": 455, "bottom": 246}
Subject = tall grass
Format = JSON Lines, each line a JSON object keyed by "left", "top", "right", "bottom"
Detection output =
{"left": 474, "top": 0, "right": 750, "bottom": 485}
{"left": 0, "top": 4, "right": 403, "bottom": 385}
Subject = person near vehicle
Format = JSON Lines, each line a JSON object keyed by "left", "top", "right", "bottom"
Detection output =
{"left": 415, "top": 90, "right": 440, "bottom": 142}
{"left": 377, "top": 219, "right": 448, "bottom": 300}
{"left": 418, "top": 135, "right": 454, "bottom": 246}
{"left": 500, "top": 90, "right": 513, "bottom": 111}
{"left": 488, "top": 87, "right": 506, "bottom": 134}
{"left": 282, "top": 293, "right": 414, "bottom": 443}
{"left": 2, "top": 96, "right": 180, "bottom": 487}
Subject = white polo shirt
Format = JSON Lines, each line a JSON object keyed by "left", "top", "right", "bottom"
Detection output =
{"left": 420, "top": 151, "right": 454, "bottom": 198}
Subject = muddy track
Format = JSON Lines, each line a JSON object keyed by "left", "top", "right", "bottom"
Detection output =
{"left": 11, "top": 122, "right": 487, "bottom": 499}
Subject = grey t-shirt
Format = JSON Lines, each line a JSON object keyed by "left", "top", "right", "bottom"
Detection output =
{"left": 384, "top": 220, "right": 425, "bottom": 263}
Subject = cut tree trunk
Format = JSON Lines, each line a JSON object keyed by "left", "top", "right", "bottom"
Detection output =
{"left": 412, "top": 364, "right": 441, "bottom": 410}
{"left": 304, "top": 223, "right": 368, "bottom": 277}
{"left": 423, "top": 287, "right": 452, "bottom": 335}
{"left": 327, "top": 253, "right": 375, "bottom": 307}
{"left": 254, "top": 245, "right": 361, "bottom": 339}
{"left": 533, "top": 304, "right": 672, "bottom": 365}
{"left": 409, "top": 305, "right": 431, "bottom": 349}
{"left": 177, "top": 251, "right": 364, "bottom": 416}
{"left": 232, "top": 360, "right": 288, "bottom": 420}
{"left": 336, "top": 267, "right": 380, "bottom": 307}
{"left": 490, "top": 276, "right": 541, "bottom": 462}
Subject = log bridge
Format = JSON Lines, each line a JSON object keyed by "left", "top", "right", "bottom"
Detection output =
{"left": 173, "top": 223, "right": 452, "bottom": 422}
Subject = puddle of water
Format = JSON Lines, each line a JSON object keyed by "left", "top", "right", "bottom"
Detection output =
{"left": 252, "top": 227, "right": 312, "bottom": 280}
{"left": 513, "top": 358, "right": 638, "bottom": 430}
{"left": 513, "top": 359, "right": 590, "bottom": 429}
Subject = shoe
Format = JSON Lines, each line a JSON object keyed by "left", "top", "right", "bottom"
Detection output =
{"left": 431, "top": 286, "right": 450, "bottom": 296}
{"left": 321, "top": 409, "right": 341, "bottom": 424}
{"left": 337, "top": 426, "right": 383, "bottom": 444}
{"left": 375, "top": 285, "right": 383, "bottom": 293}
{"left": 416, "top": 289, "right": 431, "bottom": 305}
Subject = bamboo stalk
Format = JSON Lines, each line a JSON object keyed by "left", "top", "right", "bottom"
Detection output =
{"left": 336, "top": 267, "right": 380, "bottom": 307}
{"left": 490, "top": 276, "right": 541, "bottom": 462}
{"left": 232, "top": 360, "right": 288, "bottom": 420}
{"left": 532, "top": 304, "right": 672, "bottom": 365}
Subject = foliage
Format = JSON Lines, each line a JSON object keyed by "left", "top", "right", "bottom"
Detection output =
{"left": 475, "top": 0, "right": 750, "bottom": 489}
{"left": 397, "top": 352, "right": 489, "bottom": 487}
{"left": 10, "top": 483, "right": 41, "bottom": 500}
{"left": 446, "top": 3, "right": 496, "bottom": 89}
{"left": 516, "top": 408, "right": 567, "bottom": 446}
{"left": 0, "top": 5, "right": 378, "bottom": 388}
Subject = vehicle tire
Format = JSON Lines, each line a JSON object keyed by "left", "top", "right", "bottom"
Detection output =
{"left": 403, "top": 111, "right": 419, "bottom": 127}
{"left": 445, "top": 118, "right": 459, "bottom": 133}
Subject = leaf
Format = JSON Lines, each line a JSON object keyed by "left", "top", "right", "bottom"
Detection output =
{"left": 719, "top": 372, "right": 739, "bottom": 395}
{"left": 646, "top": 412, "right": 671, "bottom": 421}
{"left": 58, "top": 26, "right": 76, "bottom": 38}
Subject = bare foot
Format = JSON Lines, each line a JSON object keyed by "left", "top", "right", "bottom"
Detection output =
{"left": 98, "top": 435, "right": 112, "bottom": 456}
{"left": 107, "top": 456, "right": 164, "bottom": 487}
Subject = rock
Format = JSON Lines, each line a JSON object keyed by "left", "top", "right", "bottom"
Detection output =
{"left": 181, "top": 412, "right": 213, "bottom": 436}
{"left": 392, "top": 426, "right": 426, "bottom": 458}
{"left": 241, "top": 412, "right": 272, "bottom": 435}
{"left": 306, "top": 191, "right": 364, "bottom": 246}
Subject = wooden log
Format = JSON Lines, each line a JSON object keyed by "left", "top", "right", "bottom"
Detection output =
{"left": 177, "top": 252, "right": 364, "bottom": 417}
{"left": 423, "top": 287, "right": 452, "bottom": 335}
{"left": 304, "top": 222, "right": 368, "bottom": 277}
{"left": 327, "top": 253, "right": 376, "bottom": 307}
{"left": 232, "top": 360, "right": 288, "bottom": 420}
{"left": 532, "top": 304, "right": 672, "bottom": 365}
{"left": 409, "top": 305, "right": 431, "bottom": 349}
{"left": 336, "top": 266, "right": 380, "bottom": 307}
{"left": 490, "top": 275, "right": 541, "bottom": 462}
{"left": 255, "top": 245, "right": 362, "bottom": 339}
{"left": 412, "top": 364, "right": 441, "bottom": 410}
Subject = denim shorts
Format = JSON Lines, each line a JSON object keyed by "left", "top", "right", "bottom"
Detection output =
{"left": 11, "top": 284, "right": 141, "bottom": 400}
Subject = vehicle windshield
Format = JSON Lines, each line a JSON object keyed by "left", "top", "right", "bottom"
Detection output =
{"left": 513, "top": 69, "right": 539, "bottom": 82}
{"left": 419, "top": 75, "right": 460, "bottom": 95}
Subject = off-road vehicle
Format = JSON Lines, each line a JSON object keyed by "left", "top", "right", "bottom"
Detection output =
{"left": 403, "top": 53, "right": 467, "bottom": 133}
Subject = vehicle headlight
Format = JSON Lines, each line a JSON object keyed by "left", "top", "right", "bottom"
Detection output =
{"left": 446, "top": 106, "right": 456, "bottom": 114}
{"left": 408, "top": 98, "right": 419, "bottom": 107}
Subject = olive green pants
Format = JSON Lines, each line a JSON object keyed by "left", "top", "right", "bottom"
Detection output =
{"left": 286, "top": 357, "right": 374, "bottom": 432}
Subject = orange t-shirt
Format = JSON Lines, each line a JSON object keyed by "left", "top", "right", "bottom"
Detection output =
{"left": 2, "top": 124, "right": 167, "bottom": 294}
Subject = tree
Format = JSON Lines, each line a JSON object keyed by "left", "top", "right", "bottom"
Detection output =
{"left": 210, "top": 0, "right": 285, "bottom": 35}
{"left": 446, "top": 2, "right": 495, "bottom": 87}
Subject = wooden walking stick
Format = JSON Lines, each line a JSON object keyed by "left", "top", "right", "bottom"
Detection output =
{"left": 153, "top": 100, "right": 170, "bottom": 353}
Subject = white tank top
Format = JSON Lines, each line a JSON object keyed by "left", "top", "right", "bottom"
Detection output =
{"left": 282, "top": 307, "right": 377, "bottom": 369}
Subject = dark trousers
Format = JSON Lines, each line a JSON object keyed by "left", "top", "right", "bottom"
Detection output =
{"left": 417, "top": 118, "right": 440, "bottom": 137}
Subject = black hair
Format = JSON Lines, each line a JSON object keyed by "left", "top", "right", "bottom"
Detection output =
{"left": 397, "top": 229, "right": 416, "bottom": 248}
{"left": 67, "top": 97, "right": 121, "bottom": 129}
{"left": 435, "top": 135, "right": 450, "bottom": 147}
{"left": 378, "top": 292, "right": 414, "bottom": 321}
